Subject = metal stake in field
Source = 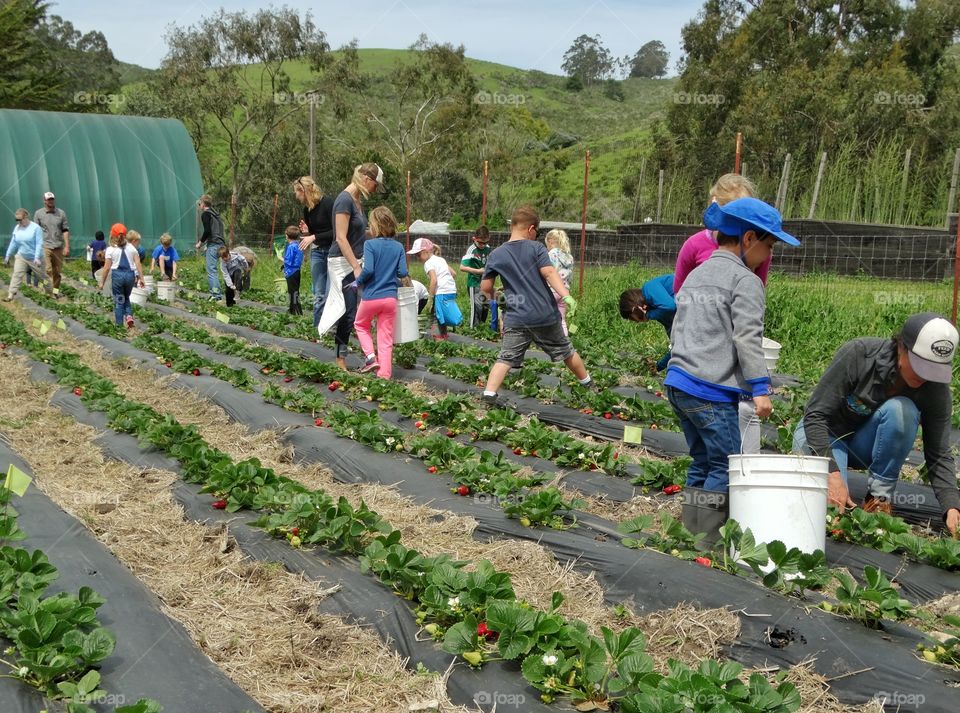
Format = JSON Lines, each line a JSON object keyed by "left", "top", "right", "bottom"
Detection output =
{"left": 734, "top": 132, "right": 743, "bottom": 174}
{"left": 898, "top": 148, "right": 912, "bottom": 225}
{"left": 775, "top": 153, "right": 792, "bottom": 212}
{"left": 808, "top": 152, "right": 828, "bottom": 219}
{"left": 656, "top": 169, "right": 664, "bottom": 223}
{"left": 405, "top": 171, "right": 412, "bottom": 252}
{"left": 309, "top": 97, "right": 316, "bottom": 179}
{"left": 229, "top": 194, "right": 237, "bottom": 247}
{"left": 947, "top": 148, "right": 960, "bottom": 230}
{"left": 269, "top": 193, "right": 278, "bottom": 245}
{"left": 481, "top": 160, "right": 488, "bottom": 226}
{"left": 953, "top": 200, "right": 960, "bottom": 325}
{"left": 578, "top": 150, "right": 590, "bottom": 295}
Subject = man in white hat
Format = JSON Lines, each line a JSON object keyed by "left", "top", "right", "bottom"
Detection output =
{"left": 33, "top": 191, "right": 70, "bottom": 294}
{"left": 794, "top": 312, "right": 960, "bottom": 534}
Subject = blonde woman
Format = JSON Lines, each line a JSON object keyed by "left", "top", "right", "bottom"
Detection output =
{"left": 316, "top": 163, "right": 386, "bottom": 348}
{"left": 294, "top": 176, "right": 335, "bottom": 327}
{"left": 673, "top": 174, "right": 760, "bottom": 292}
{"left": 544, "top": 229, "right": 574, "bottom": 335}
{"left": 98, "top": 223, "right": 145, "bottom": 329}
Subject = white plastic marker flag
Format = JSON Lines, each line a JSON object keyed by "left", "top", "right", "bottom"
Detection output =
{"left": 215, "top": 312, "right": 230, "bottom": 324}
{"left": 623, "top": 425, "right": 643, "bottom": 446}
{"left": 32, "top": 319, "right": 41, "bottom": 328}
{"left": 4, "top": 464, "right": 32, "bottom": 496}
{"left": 56, "top": 319, "right": 66, "bottom": 330}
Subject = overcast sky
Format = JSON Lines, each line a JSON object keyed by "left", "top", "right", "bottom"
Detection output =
{"left": 49, "top": 0, "right": 704, "bottom": 75}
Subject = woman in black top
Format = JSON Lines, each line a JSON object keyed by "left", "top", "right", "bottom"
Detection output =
{"left": 294, "top": 176, "right": 335, "bottom": 327}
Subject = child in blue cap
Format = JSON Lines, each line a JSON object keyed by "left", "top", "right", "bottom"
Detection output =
{"left": 665, "top": 197, "right": 799, "bottom": 502}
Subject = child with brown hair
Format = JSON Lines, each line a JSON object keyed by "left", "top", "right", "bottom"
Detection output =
{"left": 282, "top": 225, "right": 304, "bottom": 315}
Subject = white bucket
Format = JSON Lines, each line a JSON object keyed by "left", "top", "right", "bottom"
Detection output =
{"left": 130, "top": 286, "right": 150, "bottom": 306}
{"left": 762, "top": 337, "right": 781, "bottom": 373}
{"left": 394, "top": 287, "right": 420, "bottom": 344}
{"left": 728, "top": 453, "right": 829, "bottom": 559}
{"left": 95, "top": 268, "right": 111, "bottom": 296}
{"left": 156, "top": 282, "right": 177, "bottom": 302}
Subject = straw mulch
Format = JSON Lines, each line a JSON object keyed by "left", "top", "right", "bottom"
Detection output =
{"left": 0, "top": 350, "right": 467, "bottom": 713}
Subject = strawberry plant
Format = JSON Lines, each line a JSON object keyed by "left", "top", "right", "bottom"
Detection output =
{"left": 619, "top": 513, "right": 704, "bottom": 559}
{"left": 326, "top": 406, "right": 407, "bottom": 453}
{"left": 832, "top": 567, "right": 919, "bottom": 629}
{"left": 408, "top": 434, "right": 476, "bottom": 468}
{"left": 917, "top": 615, "right": 960, "bottom": 668}
{"left": 630, "top": 457, "right": 690, "bottom": 492}
{"left": 202, "top": 458, "right": 281, "bottom": 512}
{"left": 306, "top": 496, "right": 391, "bottom": 553}
{"left": 502, "top": 488, "right": 584, "bottom": 529}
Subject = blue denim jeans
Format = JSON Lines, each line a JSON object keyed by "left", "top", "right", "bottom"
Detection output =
{"left": 310, "top": 247, "right": 330, "bottom": 328}
{"left": 111, "top": 269, "right": 135, "bottom": 325}
{"left": 205, "top": 244, "right": 222, "bottom": 298}
{"left": 667, "top": 386, "right": 741, "bottom": 492}
{"left": 793, "top": 396, "right": 920, "bottom": 499}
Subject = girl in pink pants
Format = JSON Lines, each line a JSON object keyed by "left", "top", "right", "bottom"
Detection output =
{"left": 354, "top": 207, "right": 409, "bottom": 379}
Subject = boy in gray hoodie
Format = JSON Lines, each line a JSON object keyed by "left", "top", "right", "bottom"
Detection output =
{"left": 665, "top": 198, "right": 799, "bottom": 494}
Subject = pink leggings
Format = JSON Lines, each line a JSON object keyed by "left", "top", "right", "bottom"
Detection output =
{"left": 354, "top": 297, "right": 398, "bottom": 378}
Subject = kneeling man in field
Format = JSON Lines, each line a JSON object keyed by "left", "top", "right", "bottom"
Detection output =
{"left": 793, "top": 312, "right": 960, "bottom": 535}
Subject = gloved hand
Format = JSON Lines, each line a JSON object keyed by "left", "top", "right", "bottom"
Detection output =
{"left": 562, "top": 295, "right": 578, "bottom": 320}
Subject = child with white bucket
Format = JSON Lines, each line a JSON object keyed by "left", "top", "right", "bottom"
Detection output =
{"left": 665, "top": 198, "right": 799, "bottom": 546}
{"left": 792, "top": 313, "right": 960, "bottom": 536}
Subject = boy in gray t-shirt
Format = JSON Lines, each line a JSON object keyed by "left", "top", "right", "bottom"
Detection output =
{"left": 479, "top": 206, "right": 592, "bottom": 406}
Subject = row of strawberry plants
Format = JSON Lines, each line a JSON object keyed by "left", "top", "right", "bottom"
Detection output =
{"left": 6, "top": 288, "right": 593, "bottom": 530}
{"left": 21, "top": 283, "right": 960, "bottom": 573}
{"left": 0, "top": 305, "right": 804, "bottom": 712}
{"left": 45, "top": 282, "right": 959, "bottom": 565}
{"left": 165, "top": 292, "right": 682, "bottom": 430}
{"left": 0, "top": 470, "right": 160, "bottom": 712}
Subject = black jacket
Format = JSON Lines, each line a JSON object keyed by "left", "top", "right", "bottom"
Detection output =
{"left": 200, "top": 208, "right": 226, "bottom": 248}
{"left": 304, "top": 195, "right": 335, "bottom": 250}
{"left": 802, "top": 337, "right": 960, "bottom": 517}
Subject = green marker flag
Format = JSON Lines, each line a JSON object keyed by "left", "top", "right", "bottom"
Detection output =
{"left": 4, "top": 464, "right": 32, "bottom": 496}
{"left": 623, "top": 425, "right": 643, "bottom": 445}
{"left": 39, "top": 321, "right": 51, "bottom": 336}
{"left": 56, "top": 319, "right": 66, "bottom": 330}
{"left": 215, "top": 312, "right": 230, "bottom": 324}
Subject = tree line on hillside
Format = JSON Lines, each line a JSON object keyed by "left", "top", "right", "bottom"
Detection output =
{"left": 3, "top": 1, "right": 959, "bottom": 229}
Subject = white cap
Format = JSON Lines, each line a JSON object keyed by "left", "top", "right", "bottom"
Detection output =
{"left": 43, "top": 191, "right": 55, "bottom": 200}
{"left": 902, "top": 313, "right": 958, "bottom": 384}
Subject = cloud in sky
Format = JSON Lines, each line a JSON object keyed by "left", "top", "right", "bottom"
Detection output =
{"left": 50, "top": 0, "right": 704, "bottom": 74}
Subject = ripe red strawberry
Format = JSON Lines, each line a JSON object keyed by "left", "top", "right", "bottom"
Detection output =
{"left": 531, "top": 450, "right": 538, "bottom": 457}
{"left": 212, "top": 499, "right": 227, "bottom": 510}
{"left": 476, "top": 621, "right": 498, "bottom": 641}
{"left": 830, "top": 528, "right": 843, "bottom": 537}
{"left": 655, "top": 391, "right": 663, "bottom": 398}
{"left": 582, "top": 408, "right": 593, "bottom": 415}
{"left": 427, "top": 466, "right": 438, "bottom": 474}
{"left": 278, "top": 370, "right": 286, "bottom": 375}
{"left": 695, "top": 556, "right": 712, "bottom": 567}
{"left": 192, "top": 368, "right": 201, "bottom": 376}
{"left": 284, "top": 376, "right": 294, "bottom": 383}
{"left": 589, "top": 464, "right": 597, "bottom": 471}
{"left": 421, "top": 412, "right": 429, "bottom": 419}
{"left": 613, "top": 452, "right": 620, "bottom": 460}
{"left": 290, "top": 527, "right": 300, "bottom": 536}
{"left": 663, "top": 484, "right": 682, "bottom": 495}
{"left": 73, "top": 387, "right": 83, "bottom": 396}
{"left": 414, "top": 421, "right": 425, "bottom": 430}
{"left": 457, "top": 485, "right": 470, "bottom": 496}
{"left": 328, "top": 381, "right": 340, "bottom": 391}
{"left": 513, "top": 448, "right": 523, "bottom": 455}
{"left": 314, "top": 418, "right": 324, "bottom": 427}
{"left": 650, "top": 423, "right": 659, "bottom": 430}
{"left": 446, "top": 430, "right": 456, "bottom": 438}
{"left": 603, "top": 412, "right": 613, "bottom": 420}
{"left": 165, "top": 362, "right": 172, "bottom": 368}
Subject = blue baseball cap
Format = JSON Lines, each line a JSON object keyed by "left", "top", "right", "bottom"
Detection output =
{"left": 703, "top": 197, "right": 799, "bottom": 247}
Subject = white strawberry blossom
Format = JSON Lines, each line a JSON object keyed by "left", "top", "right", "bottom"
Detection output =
{"left": 542, "top": 654, "right": 558, "bottom": 666}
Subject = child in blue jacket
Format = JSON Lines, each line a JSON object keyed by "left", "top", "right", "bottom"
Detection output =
{"left": 282, "top": 225, "right": 304, "bottom": 315}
